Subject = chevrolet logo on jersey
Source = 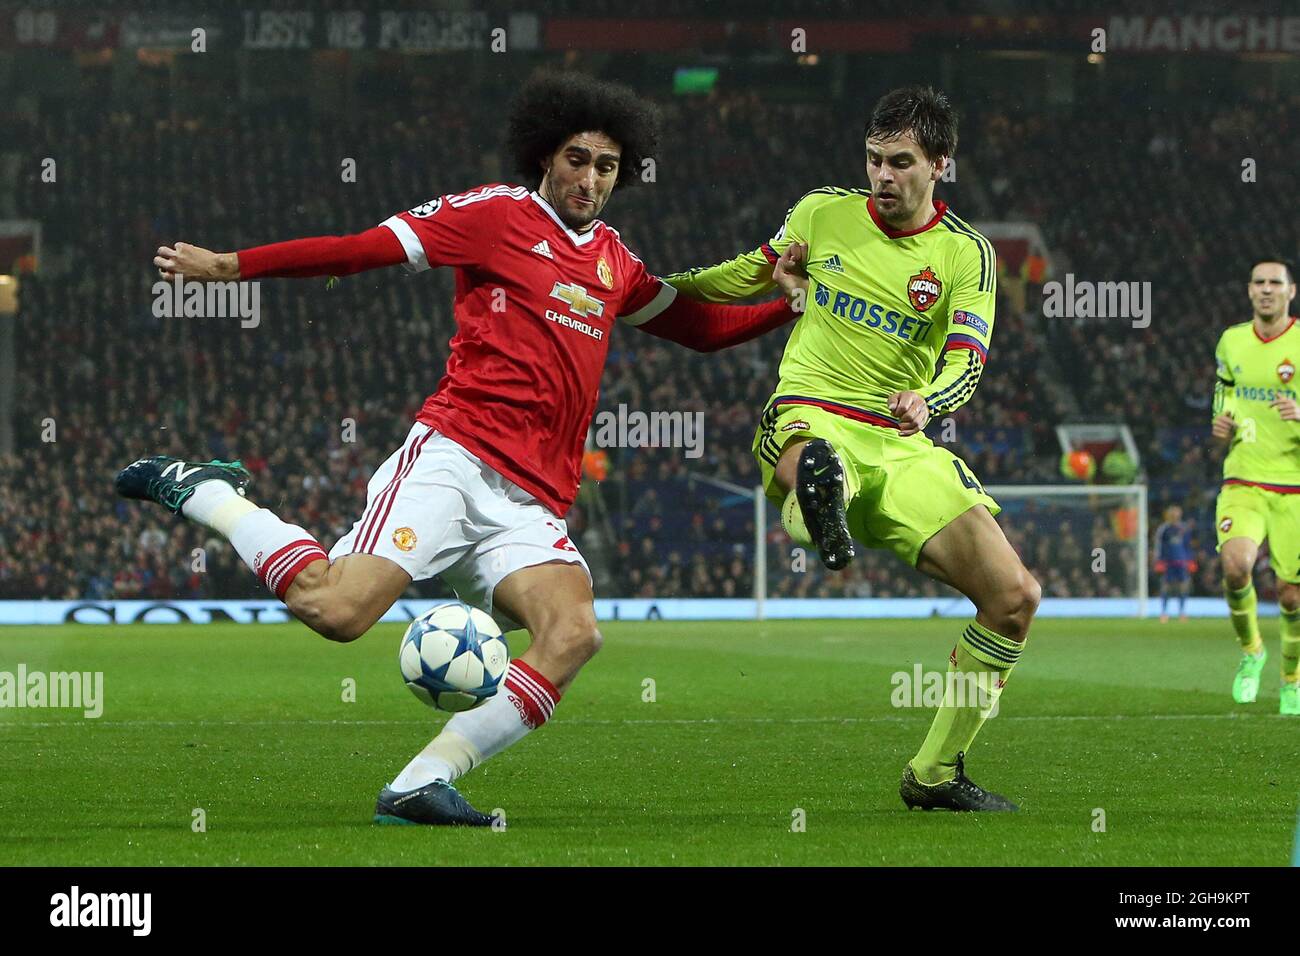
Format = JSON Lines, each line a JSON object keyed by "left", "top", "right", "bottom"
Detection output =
{"left": 550, "top": 282, "right": 605, "bottom": 319}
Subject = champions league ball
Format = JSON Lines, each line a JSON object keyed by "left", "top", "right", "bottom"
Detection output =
{"left": 399, "top": 602, "right": 510, "bottom": 712}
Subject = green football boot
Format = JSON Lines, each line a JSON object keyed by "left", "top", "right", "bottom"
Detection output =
{"left": 1232, "top": 648, "right": 1266, "bottom": 704}
{"left": 115, "top": 456, "right": 251, "bottom": 515}
{"left": 1281, "top": 682, "right": 1300, "bottom": 716}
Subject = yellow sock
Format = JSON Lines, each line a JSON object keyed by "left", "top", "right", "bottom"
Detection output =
{"left": 910, "top": 621, "right": 1025, "bottom": 785}
{"left": 781, "top": 489, "right": 814, "bottom": 547}
{"left": 1281, "top": 607, "right": 1300, "bottom": 682}
{"left": 1225, "top": 583, "right": 1262, "bottom": 655}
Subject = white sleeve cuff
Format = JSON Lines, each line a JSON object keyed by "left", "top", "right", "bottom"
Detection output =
{"left": 380, "top": 215, "right": 429, "bottom": 273}
{"left": 619, "top": 281, "right": 677, "bottom": 326}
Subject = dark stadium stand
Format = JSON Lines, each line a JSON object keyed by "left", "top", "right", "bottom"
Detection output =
{"left": 4, "top": 52, "right": 1294, "bottom": 603}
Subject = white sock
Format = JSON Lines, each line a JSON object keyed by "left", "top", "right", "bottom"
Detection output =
{"left": 181, "top": 480, "right": 327, "bottom": 598}
{"left": 181, "top": 479, "right": 258, "bottom": 534}
{"left": 391, "top": 659, "right": 560, "bottom": 791}
{"left": 227, "top": 508, "right": 329, "bottom": 600}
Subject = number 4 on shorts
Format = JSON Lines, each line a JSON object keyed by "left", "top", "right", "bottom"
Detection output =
{"left": 953, "top": 460, "right": 985, "bottom": 494}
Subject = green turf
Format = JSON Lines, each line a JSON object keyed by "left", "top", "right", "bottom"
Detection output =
{"left": 1, "top": 618, "right": 1296, "bottom": 866}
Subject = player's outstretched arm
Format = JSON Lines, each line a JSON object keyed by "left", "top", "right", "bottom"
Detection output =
{"left": 155, "top": 227, "right": 407, "bottom": 282}
{"left": 663, "top": 188, "right": 836, "bottom": 303}
{"left": 154, "top": 242, "right": 241, "bottom": 281}
{"left": 662, "top": 245, "right": 781, "bottom": 303}
{"left": 631, "top": 284, "right": 798, "bottom": 353}
{"left": 630, "top": 245, "right": 807, "bottom": 352}
{"left": 634, "top": 244, "right": 806, "bottom": 353}
{"left": 621, "top": 243, "right": 805, "bottom": 353}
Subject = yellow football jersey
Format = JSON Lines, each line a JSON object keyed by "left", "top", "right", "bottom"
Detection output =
{"left": 1214, "top": 318, "right": 1300, "bottom": 488}
{"left": 665, "top": 186, "right": 996, "bottom": 423}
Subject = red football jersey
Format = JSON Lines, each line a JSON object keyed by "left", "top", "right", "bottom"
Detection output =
{"left": 379, "top": 184, "right": 676, "bottom": 516}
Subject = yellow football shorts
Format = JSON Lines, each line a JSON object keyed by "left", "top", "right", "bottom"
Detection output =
{"left": 1215, "top": 481, "right": 1300, "bottom": 583}
{"left": 753, "top": 399, "right": 1000, "bottom": 567}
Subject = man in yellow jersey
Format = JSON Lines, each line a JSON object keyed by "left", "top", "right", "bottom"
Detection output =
{"left": 665, "top": 87, "right": 1039, "bottom": 811}
{"left": 1211, "top": 259, "right": 1300, "bottom": 714}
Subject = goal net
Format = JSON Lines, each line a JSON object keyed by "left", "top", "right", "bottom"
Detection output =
{"left": 604, "top": 472, "right": 1149, "bottom": 618}
{"left": 754, "top": 483, "right": 1150, "bottom": 617}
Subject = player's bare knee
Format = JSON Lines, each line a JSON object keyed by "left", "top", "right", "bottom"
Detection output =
{"left": 984, "top": 567, "right": 1039, "bottom": 641}
{"left": 1009, "top": 569, "right": 1041, "bottom": 637}
{"left": 1221, "top": 562, "right": 1252, "bottom": 591}
{"left": 1280, "top": 584, "right": 1300, "bottom": 613}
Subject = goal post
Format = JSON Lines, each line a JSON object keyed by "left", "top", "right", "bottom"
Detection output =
{"left": 631, "top": 473, "right": 1149, "bottom": 619}
{"left": 681, "top": 471, "right": 768, "bottom": 616}
{"left": 985, "top": 484, "right": 1149, "bottom": 617}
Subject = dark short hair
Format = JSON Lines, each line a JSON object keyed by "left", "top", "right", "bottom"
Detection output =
{"left": 864, "top": 86, "right": 958, "bottom": 164}
{"left": 1251, "top": 258, "right": 1295, "bottom": 285}
{"left": 506, "top": 70, "right": 659, "bottom": 189}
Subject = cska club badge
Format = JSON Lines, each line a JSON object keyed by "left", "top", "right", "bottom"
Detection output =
{"left": 597, "top": 256, "right": 614, "bottom": 290}
{"left": 1278, "top": 359, "right": 1295, "bottom": 384}
{"left": 907, "top": 266, "right": 942, "bottom": 313}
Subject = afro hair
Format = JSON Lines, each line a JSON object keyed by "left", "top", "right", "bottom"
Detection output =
{"left": 506, "top": 69, "right": 659, "bottom": 190}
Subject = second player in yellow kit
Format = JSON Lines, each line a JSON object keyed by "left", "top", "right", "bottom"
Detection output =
{"left": 1213, "top": 318, "right": 1300, "bottom": 578}
{"left": 667, "top": 87, "right": 1041, "bottom": 812}
{"left": 1211, "top": 259, "right": 1300, "bottom": 714}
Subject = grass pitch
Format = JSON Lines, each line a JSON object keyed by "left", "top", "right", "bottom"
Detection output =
{"left": 0, "top": 618, "right": 1295, "bottom": 866}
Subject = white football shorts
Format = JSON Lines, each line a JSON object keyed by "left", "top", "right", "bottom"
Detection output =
{"left": 328, "top": 422, "right": 590, "bottom": 630}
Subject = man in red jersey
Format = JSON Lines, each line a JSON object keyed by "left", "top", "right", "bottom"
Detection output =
{"left": 116, "top": 71, "right": 804, "bottom": 825}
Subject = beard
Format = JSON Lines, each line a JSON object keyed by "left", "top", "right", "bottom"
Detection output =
{"left": 556, "top": 203, "right": 598, "bottom": 231}
{"left": 541, "top": 179, "right": 603, "bottom": 231}
{"left": 874, "top": 191, "right": 915, "bottom": 225}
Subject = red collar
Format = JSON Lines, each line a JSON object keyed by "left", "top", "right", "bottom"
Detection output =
{"left": 1254, "top": 316, "right": 1296, "bottom": 343}
{"left": 867, "top": 197, "right": 948, "bottom": 238}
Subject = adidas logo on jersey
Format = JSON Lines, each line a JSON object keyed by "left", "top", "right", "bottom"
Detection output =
{"left": 822, "top": 254, "right": 844, "bottom": 273}
{"left": 531, "top": 240, "right": 554, "bottom": 260}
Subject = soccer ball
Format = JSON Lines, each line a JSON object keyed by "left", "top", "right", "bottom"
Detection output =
{"left": 399, "top": 602, "right": 510, "bottom": 712}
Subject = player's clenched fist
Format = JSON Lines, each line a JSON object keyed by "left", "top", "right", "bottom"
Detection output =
{"left": 155, "top": 242, "right": 240, "bottom": 281}
{"left": 773, "top": 241, "right": 809, "bottom": 313}
{"left": 888, "top": 390, "right": 929, "bottom": 437}
{"left": 1211, "top": 412, "right": 1237, "bottom": 439}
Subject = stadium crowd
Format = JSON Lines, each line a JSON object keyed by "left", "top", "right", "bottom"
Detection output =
{"left": 3, "top": 63, "right": 1289, "bottom": 603}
